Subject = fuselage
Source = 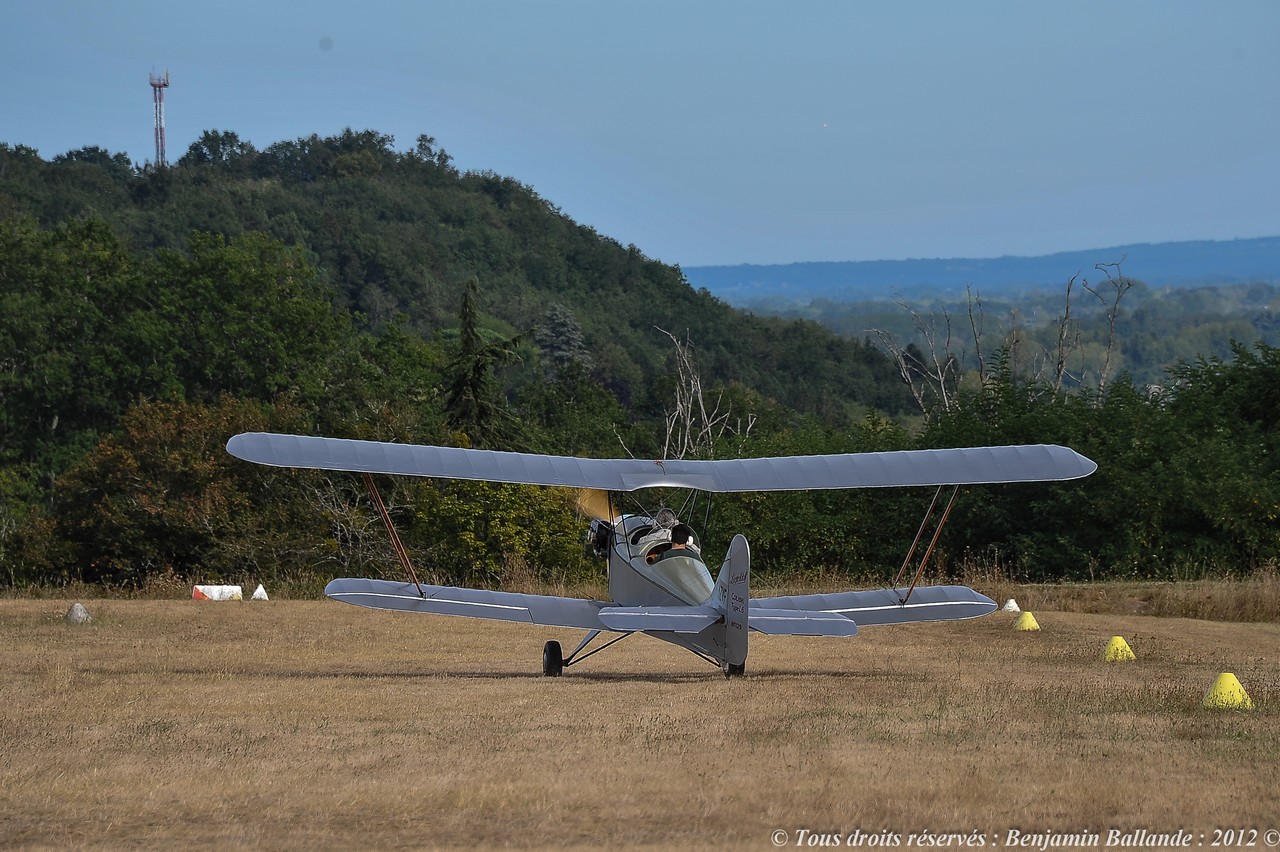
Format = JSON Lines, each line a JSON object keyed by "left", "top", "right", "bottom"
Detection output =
{"left": 599, "top": 514, "right": 735, "bottom": 666}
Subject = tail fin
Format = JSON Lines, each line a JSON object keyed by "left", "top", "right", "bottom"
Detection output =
{"left": 711, "top": 534, "right": 750, "bottom": 673}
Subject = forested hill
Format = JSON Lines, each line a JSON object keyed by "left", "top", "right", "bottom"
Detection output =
{"left": 0, "top": 131, "right": 908, "bottom": 420}
{"left": 686, "top": 236, "right": 1280, "bottom": 306}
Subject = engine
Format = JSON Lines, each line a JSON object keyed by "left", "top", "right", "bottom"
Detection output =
{"left": 584, "top": 518, "right": 613, "bottom": 559}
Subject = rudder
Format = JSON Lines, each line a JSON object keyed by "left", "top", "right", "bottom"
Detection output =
{"left": 712, "top": 534, "right": 750, "bottom": 675}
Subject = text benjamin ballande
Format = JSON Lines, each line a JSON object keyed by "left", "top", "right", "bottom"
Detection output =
{"left": 780, "top": 826, "right": 1268, "bottom": 849}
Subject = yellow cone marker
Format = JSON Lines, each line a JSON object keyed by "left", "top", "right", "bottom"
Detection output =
{"left": 1013, "top": 611, "right": 1040, "bottom": 631}
{"left": 1104, "top": 635, "right": 1136, "bottom": 661}
{"left": 1203, "top": 673, "right": 1253, "bottom": 710}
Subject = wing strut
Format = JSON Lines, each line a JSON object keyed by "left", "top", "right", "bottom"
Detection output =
{"left": 360, "top": 472, "right": 425, "bottom": 598}
{"left": 893, "top": 485, "right": 959, "bottom": 604}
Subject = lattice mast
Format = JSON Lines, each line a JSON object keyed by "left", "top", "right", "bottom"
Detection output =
{"left": 149, "top": 69, "right": 170, "bottom": 167}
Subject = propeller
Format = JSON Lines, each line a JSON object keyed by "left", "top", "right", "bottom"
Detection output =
{"left": 575, "top": 488, "right": 618, "bottom": 522}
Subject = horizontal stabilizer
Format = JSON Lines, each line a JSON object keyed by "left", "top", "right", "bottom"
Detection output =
{"left": 754, "top": 584, "right": 996, "bottom": 626}
{"left": 597, "top": 605, "right": 720, "bottom": 634}
{"left": 324, "top": 578, "right": 608, "bottom": 630}
{"left": 749, "top": 607, "right": 860, "bottom": 636}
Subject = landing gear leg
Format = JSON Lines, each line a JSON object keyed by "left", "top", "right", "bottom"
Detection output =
{"left": 542, "top": 641, "right": 564, "bottom": 677}
{"left": 542, "top": 630, "right": 631, "bottom": 676}
{"left": 723, "top": 662, "right": 745, "bottom": 678}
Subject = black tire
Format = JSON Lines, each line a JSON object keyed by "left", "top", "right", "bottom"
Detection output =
{"left": 723, "top": 662, "right": 745, "bottom": 678}
{"left": 542, "top": 640, "right": 564, "bottom": 677}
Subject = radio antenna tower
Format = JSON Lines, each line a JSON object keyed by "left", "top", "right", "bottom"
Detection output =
{"left": 149, "top": 69, "right": 170, "bottom": 168}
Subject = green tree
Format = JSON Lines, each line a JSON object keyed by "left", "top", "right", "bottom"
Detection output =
{"left": 52, "top": 146, "right": 136, "bottom": 183}
{"left": 519, "top": 360, "right": 628, "bottom": 456}
{"left": 413, "top": 480, "right": 589, "bottom": 587}
{"left": 1161, "top": 343, "right": 1280, "bottom": 567}
{"left": 148, "top": 231, "right": 350, "bottom": 405}
{"left": 178, "top": 130, "right": 259, "bottom": 176}
{"left": 39, "top": 397, "right": 321, "bottom": 587}
{"left": 0, "top": 216, "right": 178, "bottom": 481}
{"left": 443, "top": 278, "right": 523, "bottom": 447}
{"left": 534, "top": 303, "right": 592, "bottom": 381}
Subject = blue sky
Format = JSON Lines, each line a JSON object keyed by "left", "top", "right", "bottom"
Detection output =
{"left": 3, "top": 1, "right": 1277, "bottom": 266}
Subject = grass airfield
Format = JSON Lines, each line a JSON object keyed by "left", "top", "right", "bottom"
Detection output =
{"left": 2, "top": 597, "right": 1278, "bottom": 849}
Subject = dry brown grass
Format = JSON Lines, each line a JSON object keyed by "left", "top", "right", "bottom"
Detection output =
{"left": 2, "top": 598, "right": 1278, "bottom": 849}
{"left": 973, "top": 568, "right": 1280, "bottom": 622}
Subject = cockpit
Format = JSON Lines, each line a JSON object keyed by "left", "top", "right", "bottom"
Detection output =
{"left": 588, "top": 511, "right": 715, "bottom": 606}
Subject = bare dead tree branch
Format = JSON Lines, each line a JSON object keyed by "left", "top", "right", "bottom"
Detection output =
{"left": 871, "top": 327, "right": 929, "bottom": 416}
{"left": 875, "top": 259, "right": 1129, "bottom": 409}
{"left": 965, "top": 285, "right": 987, "bottom": 382}
{"left": 1052, "top": 273, "right": 1082, "bottom": 393}
{"left": 870, "top": 301, "right": 961, "bottom": 422}
{"left": 612, "top": 426, "right": 637, "bottom": 458}
{"left": 1083, "top": 256, "right": 1132, "bottom": 393}
{"left": 654, "top": 328, "right": 753, "bottom": 459}
{"left": 310, "top": 475, "right": 409, "bottom": 577}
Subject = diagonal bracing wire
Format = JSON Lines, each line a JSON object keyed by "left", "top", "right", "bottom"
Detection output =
{"left": 894, "top": 486, "right": 959, "bottom": 604}
{"left": 361, "top": 472, "right": 425, "bottom": 598}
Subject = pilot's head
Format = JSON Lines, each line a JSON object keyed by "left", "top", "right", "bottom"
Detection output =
{"left": 670, "top": 523, "right": 693, "bottom": 547}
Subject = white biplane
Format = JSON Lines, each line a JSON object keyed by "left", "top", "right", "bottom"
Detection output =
{"left": 226, "top": 434, "right": 1095, "bottom": 677}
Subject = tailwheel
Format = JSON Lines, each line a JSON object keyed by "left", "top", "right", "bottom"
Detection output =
{"left": 723, "top": 662, "right": 745, "bottom": 678}
{"left": 542, "top": 640, "right": 564, "bottom": 677}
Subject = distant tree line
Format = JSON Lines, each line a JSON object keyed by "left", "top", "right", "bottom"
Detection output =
{"left": 762, "top": 275, "right": 1279, "bottom": 392}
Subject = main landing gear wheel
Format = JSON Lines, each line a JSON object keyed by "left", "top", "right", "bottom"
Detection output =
{"left": 723, "top": 662, "right": 745, "bottom": 678}
{"left": 542, "top": 640, "right": 564, "bottom": 677}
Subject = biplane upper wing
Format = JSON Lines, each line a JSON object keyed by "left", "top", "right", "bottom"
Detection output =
{"left": 324, "top": 577, "right": 611, "bottom": 630}
{"left": 227, "top": 433, "right": 1096, "bottom": 491}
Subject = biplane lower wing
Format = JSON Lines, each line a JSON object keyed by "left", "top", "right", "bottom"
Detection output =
{"left": 324, "top": 578, "right": 610, "bottom": 630}
{"left": 327, "top": 580, "right": 868, "bottom": 638}
{"left": 754, "top": 584, "right": 996, "bottom": 626}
